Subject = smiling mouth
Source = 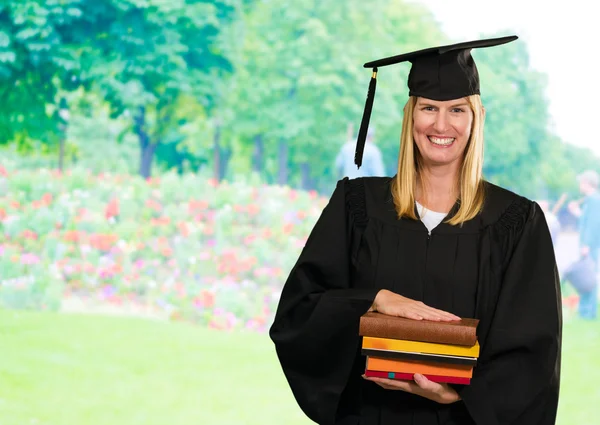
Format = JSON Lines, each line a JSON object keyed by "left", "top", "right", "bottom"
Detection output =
{"left": 428, "top": 136, "right": 455, "bottom": 147}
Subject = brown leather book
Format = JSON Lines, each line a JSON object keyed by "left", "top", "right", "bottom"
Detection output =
{"left": 359, "top": 312, "right": 479, "bottom": 346}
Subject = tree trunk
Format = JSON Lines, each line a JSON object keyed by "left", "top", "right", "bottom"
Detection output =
{"left": 134, "top": 106, "right": 157, "bottom": 179}
{"left": 278, "top": 139, "right": 288, "bottom": 186}
{"left": 212, "top": 122, "right": 232, "bottom": 182}
{"left": 213, "top": 124, "right": 221, "bottom": 181}
{"left": 58, "top": 136, "right": 65, "bottom": 172}
{"left": 57, "top": 97, "right": 69, "bottom": 172}
{"left": 252, "top": 134, "right": 264, "bottom": 173}
{"left": 300, "top": 162, "right": 312, "bottom": 190}
{"left": 219, "top": 147, "right": 232, "bottom": 181}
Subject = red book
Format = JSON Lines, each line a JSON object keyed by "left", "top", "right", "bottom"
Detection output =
{"left": 365, "top": 369, "right": 471, "bottom": 385}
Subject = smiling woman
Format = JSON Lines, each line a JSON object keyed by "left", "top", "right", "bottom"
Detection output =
{"left": 270, "top": 35, "right": 561, "bottom": 425}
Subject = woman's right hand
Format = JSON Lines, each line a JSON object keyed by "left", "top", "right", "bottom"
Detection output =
{"left": 369, "top": 289, "right": 461, "bottom": 321}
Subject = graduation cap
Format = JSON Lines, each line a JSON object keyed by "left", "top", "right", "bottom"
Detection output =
{"left": 354, "top": 35, "right": 518, "bottom": 168}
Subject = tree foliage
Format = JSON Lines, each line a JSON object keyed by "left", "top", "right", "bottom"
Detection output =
{"left": 0, "top": 0, "right": 596, "bottom": 199}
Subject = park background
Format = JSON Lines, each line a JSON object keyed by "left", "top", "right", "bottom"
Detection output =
{"left": 0, "top": 0, "right": 598, "bottom": 424}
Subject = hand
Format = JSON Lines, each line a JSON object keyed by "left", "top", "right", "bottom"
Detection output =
{"left": 369, "top": 289, "right": 461, "bottom": 321}
{"left": 568, "top": 201, "right": 581, "bottom": 216}
{"left": 362, "top": 373, "right": 461, "bottom": 404}
{"left": 581, "top": 246, "right": 590, "bottom": 257}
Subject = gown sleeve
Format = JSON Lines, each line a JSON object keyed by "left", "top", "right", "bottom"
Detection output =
{"left": 269, "top": 178, "right": 380, "bottom": 425}
{"left": 459, "top": 201, "right": 562, "bottom": 425}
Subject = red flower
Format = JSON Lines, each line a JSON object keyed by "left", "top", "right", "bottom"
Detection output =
{"left": 105, "top": 197, "right": 120, "bottom": 220}
{"left": 22, "top": 229, "right": 38, "bottom": 240}
{"left": 89, "top": 233, "right": 118, "bottom": 251}
{"left": 188, "top": 200, "right": 209, "bottom": 213}
{"left": 178, "top": 221, "right": 190, "bottom": 237}
{"left": 145, "top": 198, "right": 163, "bottom": 212}
{"left": 199, "top": 290, "right": 215, "bottom": 308}
{"left": 63, "top": 230, "right": 86, "bottom": 243}
{"left": 151, "top": 216, "right": 171, "bottom": 226}
{"left": 42, "top": 193, "right": 53, "bottom": 206}
{"left": 282, "top": 223, "right": 294, "bottom": 234}
{"left": 247, "top": 204, "right": 260, "bottom": 216}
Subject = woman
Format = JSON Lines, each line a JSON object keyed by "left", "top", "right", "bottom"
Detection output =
{"left": 269, "top": 36, "right": 561, "bottom": 425}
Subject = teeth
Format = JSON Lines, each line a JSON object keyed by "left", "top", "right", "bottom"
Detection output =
{"left": 428, "top": 136, "right": 455, "bottom": 146}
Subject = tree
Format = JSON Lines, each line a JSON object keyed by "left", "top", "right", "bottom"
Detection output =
{"left": 0, "top": 0, "right": 240, "bottom": 178}
{"left": 0, "top": 0, "right": 86, "bottom": 160}
{"left": 475, "top": 32, "right": 563, "bottom": 198}
{"left": 82, "top": 0, "right": 238, "bottom": 179}
{"left": 217, "top": 0, "right": 446, "bottom": 190}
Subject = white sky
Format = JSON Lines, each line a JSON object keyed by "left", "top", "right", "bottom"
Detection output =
{"left": 414, "top": 0, "right": 600, "bottom": 155}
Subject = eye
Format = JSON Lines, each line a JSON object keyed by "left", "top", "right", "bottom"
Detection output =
{"left": 451, "top": 108, "right": 465, "bottom": 113}
{"left": 422, "top": 106, "right": 436, "bottom": 111}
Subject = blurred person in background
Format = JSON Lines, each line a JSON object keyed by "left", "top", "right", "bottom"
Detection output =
{"left": 568, "top": 169, "right": 600, "bottom": 319}
{"left": 335, "top": 127, "right": 386, "bottom": 179}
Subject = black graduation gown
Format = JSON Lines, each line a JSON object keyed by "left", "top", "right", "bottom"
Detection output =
{"left": 269, "top": 177, "right": 562, "bottom": 425}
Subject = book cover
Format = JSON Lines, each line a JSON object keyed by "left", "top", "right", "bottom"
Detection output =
{"left": 359, "top": 312, "right": 479, "bottom": 346}
{"left": 362, "top": 336, "right": 480, "bottom": 357}
{"left": 366, "top": 356, "right": 473, "bottom": 378}
{"left": 361, "top": 348, "right": 477, "bottom": 366}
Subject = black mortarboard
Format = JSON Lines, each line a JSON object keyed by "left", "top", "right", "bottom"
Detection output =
{"left": 354, "top": 35, "right": 518, "bottom": 168}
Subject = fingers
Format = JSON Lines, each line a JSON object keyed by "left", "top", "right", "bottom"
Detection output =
{"left": 362, "top": 375, "right": 417, "bottom": 392}
{"left": 403, "top": 304, "right": 461, "bottom": 321}
{"left": 397, "top": 295, "right": 461, "bottom": 321}
{"left": 363, "top": 374, "right": 459, "bottom": 404}
{"left": 413, "top": 375, "right": 460, "bottom": 404}
{"left": 413, "top": 373, "right": 440, "bottom": 392}
{"left": 376, "top": 292, "right": 462, "bottom": 321}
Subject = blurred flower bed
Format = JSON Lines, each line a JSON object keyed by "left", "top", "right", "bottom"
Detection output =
{"left": 0, "top": 163, "right": 327, "bottom": 332}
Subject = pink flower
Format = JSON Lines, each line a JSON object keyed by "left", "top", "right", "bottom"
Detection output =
{"left": 20, "top": 253, "right": 40, "bottom": 265}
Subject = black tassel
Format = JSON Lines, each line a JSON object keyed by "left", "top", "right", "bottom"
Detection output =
{"left": 354, "top": 67, "right": 378, "bottom": 169}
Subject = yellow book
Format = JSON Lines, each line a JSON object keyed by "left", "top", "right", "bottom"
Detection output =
{"left": 362, "top": 336, "right": 480, "bottom": 357}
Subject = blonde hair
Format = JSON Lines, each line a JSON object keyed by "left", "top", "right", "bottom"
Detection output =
{"left": 391, "top": 95, "right": 486, "bottom": 225}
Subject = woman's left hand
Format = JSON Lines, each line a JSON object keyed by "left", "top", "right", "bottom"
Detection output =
{"left": 362, "top": 373, "right": 461, "bottom": 404}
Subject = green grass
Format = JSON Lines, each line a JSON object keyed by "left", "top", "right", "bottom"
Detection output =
{"left": 0, "top": 309, "right": 598, "bottom": 425}
{"left": 0, "top": 309, "right": 310, "bottom": 425}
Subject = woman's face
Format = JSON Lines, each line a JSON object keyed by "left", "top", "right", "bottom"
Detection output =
{"left": 412, "top": 97, "right": 474, "bottom": 168}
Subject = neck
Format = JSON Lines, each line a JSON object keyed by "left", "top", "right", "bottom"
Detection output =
{"left": 415, "top": 165, "right": 460, "bottom": 212}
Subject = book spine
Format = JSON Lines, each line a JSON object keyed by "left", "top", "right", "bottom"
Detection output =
{"left": 362, "top": 336, "right": 481, "bottom": 357}
{"left": 359, "top": 316, "right": 476, "bottom": 346}
{"left": 364, "top": 369, "right": 471, "bottom": 385}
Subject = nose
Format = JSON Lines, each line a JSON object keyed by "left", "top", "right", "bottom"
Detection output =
{"left": 432, "top": 111, "right": 448, "bottom": 133}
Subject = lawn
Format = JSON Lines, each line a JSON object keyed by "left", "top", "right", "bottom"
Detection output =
{"left": 0, "top": 308, "right": 597, "bottom": 425}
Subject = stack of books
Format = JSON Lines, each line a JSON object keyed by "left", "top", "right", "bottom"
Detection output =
{"left": 359, "top": 312, "right": 480, "bottom": 385}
